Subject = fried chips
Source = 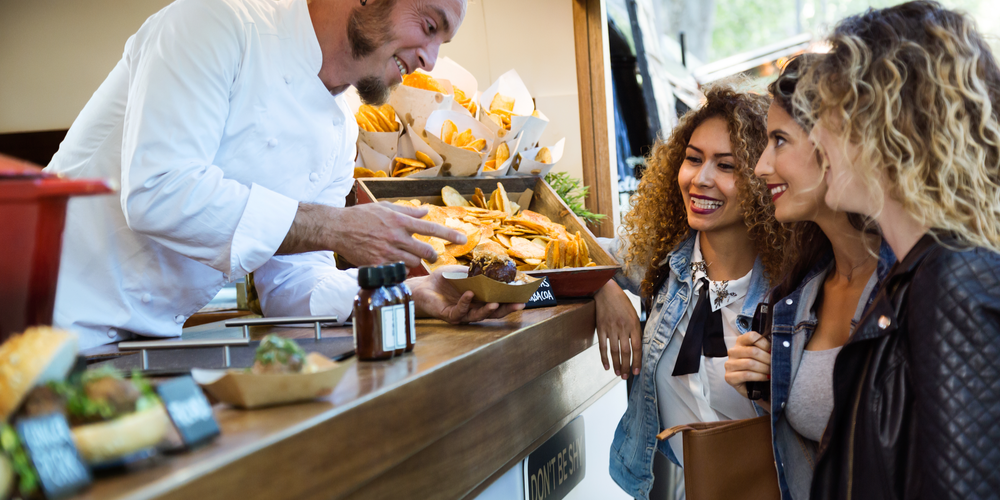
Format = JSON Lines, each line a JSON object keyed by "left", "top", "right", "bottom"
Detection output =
{"left": 355, "top": 104, "right": 399, "bottom": 133}
{"left": 398, "top": 183, "right": 597, "bottom": 272}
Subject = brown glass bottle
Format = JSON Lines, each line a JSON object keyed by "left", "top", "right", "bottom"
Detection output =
{"left": 393, "top": 262, "right": 416, "bottom": 352}
{"left": 354, "top": 266, "right": 393, "bottom": 361}
{"left": 380, "top": 265, "right": 406, "bottom": 356}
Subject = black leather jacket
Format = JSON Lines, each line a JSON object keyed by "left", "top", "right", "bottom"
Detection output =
{"left": 811, "top": 233, "right": 1000, "bottom": 500}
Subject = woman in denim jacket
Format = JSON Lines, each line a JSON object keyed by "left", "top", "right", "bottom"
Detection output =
{"left": 724, "top": 57, "right": 895, "bottom": 500}
{"left": 598, "top": 82, "right": 788, "bottom": 499}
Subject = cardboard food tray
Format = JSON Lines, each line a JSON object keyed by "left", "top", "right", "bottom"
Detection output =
{"left": 192, "top": 354, "right": 356, "bottom": 409}
{"left": 353, "top": 176, "right": 619, "bottom": 298}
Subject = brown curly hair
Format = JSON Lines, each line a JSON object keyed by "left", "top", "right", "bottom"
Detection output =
{"left": 621, "top": 81, "right": 788, "bottom": 298}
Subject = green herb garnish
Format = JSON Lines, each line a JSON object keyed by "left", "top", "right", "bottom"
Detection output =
{"left": 1, "top": 423, "right": 39, "bottom": 497}
{"left": 544, "top": 172, "right": 607, "bottom": 225}
{"left": 254, "top": 335, "right": 306, "bottom": 368}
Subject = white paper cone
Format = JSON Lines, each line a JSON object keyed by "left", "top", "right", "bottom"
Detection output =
{"left": 510, "top": 110, "right": 550, "bottom": 153}
{"left": 480, "top": 69, "right": 535, "bottom": 116}
{"left": 396, "top": 126, "right": 444, "bottom": 177}
{"left": 423, "top": 110, "right": 495, "bottom": 177}
{"left": 482, "top": 135, "right": 523, "bottom": 177}
{"left": 389, "top": 85, "right": 453, "bottom": 137}
{"left": 358, "top": 141, "right": 393, "bottom": 176}
{"left": 510, "top": 138, "right": 565, "bottom": 177}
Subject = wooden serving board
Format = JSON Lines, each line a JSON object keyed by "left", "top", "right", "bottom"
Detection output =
{"left": 354, "top": 177, "right": 619, "bottom": 298}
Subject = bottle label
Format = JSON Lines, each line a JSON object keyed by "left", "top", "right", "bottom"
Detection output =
{"left": 394, "top": 304, "right": 406, "bottom": 348}
{"left": 409, "top": 301, "right": 416, "bottom": 343}
{"left": 381, "top": 307, "right": 395, "bottom": 351}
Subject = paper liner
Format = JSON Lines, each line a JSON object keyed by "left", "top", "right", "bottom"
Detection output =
{"left": 442, "top": 272, "right": 543, "bottom": 303}
{"left": 357, "top": 141, "right": 393, "bottom": 176}
{"left": 389, "top": 84, "right": 454, "bottom": 137}
{"left": 192, "top": 354, "right": 356, "bottom": 409}
{"left": 421, "top": 110, "right": 495, "bottom": 177}
{"left": 481, "top": 135, "right": 523, "bottom": 177}
{"left": 510, "top": 138, "right": 566, "bottom": 177}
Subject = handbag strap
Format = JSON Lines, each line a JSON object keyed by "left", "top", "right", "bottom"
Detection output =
{"left": 657, "top": 424, "right": 696, "bottom": 441}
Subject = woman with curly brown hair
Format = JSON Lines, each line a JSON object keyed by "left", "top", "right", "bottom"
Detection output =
{"left": 791, "top": 2, "right": 1000, "bottom": 498}
{"left": 603, "top": 82, "right": 787, "bottom": 499}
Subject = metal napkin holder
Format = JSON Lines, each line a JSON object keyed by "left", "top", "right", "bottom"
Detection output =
{"left": 117, "top": 316, "right": 338, "bottom": 370}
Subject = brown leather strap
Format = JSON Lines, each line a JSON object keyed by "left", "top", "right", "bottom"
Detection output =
{"left": 657, "top": 424, "right": 696, "bottom": 441}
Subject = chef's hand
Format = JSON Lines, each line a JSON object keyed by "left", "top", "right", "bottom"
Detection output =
{"left": 595, "top": 281, "right": 642, "bottom": 380}
{"left": 409, "top": 266, "right": 525, "bottom": 324}
{"left": 277, "top": 202, "right": 466, "bottom": 268}
{"left": 724, "top": 331, "right": 771, "bottom": 399}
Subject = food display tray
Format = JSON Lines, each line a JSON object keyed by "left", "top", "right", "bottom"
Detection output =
{"left": 353, "top": 176, "right": 619, "bottom": 298}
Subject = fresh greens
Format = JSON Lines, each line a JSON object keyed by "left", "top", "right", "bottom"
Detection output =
{"left": 254, "top": 335, "right": 306, "bottom": 369}
{"left": 544, "top": 172, "right": 607, "bottom": 225}
{"left": 1, "top": 423, "right": 38, "bottom": 497}
{"left": 48, "top": 367, "right": 160, "bottom": 422}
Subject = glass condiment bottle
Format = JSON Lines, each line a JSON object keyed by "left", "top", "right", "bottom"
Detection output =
{"left": 381, "top": 265, "right": 406, "bottom": 356}
{"left": 393, "top": 262, "right": 416, "bottom": 352}
{"left": 354, "top": 266, "right": 393, "bottom": 361}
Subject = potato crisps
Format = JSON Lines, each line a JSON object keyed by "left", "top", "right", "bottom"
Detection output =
{"left": 454, "top": 87, "right": 477, "bottom": 116}
{"left": 392, "top": 156, "right": 434, "bottom": 177}
{"left": 397, "top": 184, "right": 596, "bottom": 271}
{"left": 440, "top": 120, "right": 487, "bottom": 153}
{"left": 402, "top": 72, "right": 446, "bottom": 93}
{"left": 354, "top": 167, "right": 388, "bottom": 178}
{"left": 535, "top": 147, "right": 553, "bottom": 164}
{"left": 355, "top": 104, "right": 399, "bottom": 133}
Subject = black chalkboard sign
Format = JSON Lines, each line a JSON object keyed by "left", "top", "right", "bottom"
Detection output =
{"left": 15, "top": 414, "right": 91, "bottom": 499}
{"left": 525, "top": 278, "right": 557, "bottom": 309}
{"left": 523, "top": 416, "right": 585, "bottom": 500}
{"left": 156, "top": 376, "right": 220, "bottom": 448}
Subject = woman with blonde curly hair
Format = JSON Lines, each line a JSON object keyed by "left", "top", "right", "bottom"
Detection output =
{"left": 601, "top": 82, "right": 786, "bottom": 499}
{"left": 791, "top": 2, "right": 1000, "bottom": 498}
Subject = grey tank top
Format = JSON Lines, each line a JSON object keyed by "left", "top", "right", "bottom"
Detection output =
{"left": 785, "top": 346, "right": 842, "bottom": 443}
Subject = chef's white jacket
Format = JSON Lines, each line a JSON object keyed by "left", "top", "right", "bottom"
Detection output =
{"left": 45, "top": 0, "right": 360, "bottom": 350}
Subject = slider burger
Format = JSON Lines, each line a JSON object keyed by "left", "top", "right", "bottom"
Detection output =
{"left": 467, "top": 242, "right": 517, "bottom": 283}
{"left": 0, "top": 327, "right": 169, "bottom": 471}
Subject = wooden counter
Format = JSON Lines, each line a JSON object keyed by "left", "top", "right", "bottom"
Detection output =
{"left": 73, "top": 300, "right": 618, "bottom": 500}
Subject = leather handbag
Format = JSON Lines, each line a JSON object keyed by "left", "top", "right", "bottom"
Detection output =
{"left": 656, "top": 415, "right": 780, "bottom": 500}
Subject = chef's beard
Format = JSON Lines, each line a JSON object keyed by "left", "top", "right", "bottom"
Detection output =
{"left": 348, "top": 0, "right": 398, "bottom": 105}
{"left": 356, "top": 76, "right": 394, "bottom": 106}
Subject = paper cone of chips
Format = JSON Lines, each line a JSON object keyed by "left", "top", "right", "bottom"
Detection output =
{"left": 511, "top": 138, "right": 565, "bottom": 177}
{"left": 356, "top": 141, "right": 394, "bottom": 177}
{"left": 390, "top": 71, "right": 455, "bottom": 137}
{"left": 422, "top": 109, "right": 494, "bottom": 177}
{"left": 481, "top": 135, "right": 522, "bottom": 177}
{"left": 479, "top": 69, "right": 538, "bottom": 139}
{"left": 393, "top": 126, "right": 444, "bottom": 177}
{"left": 427, "top": 56, "right": 480, "bottom": 118}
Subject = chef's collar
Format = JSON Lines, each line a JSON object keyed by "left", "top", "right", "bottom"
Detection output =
{"left": 689, "top": 236, "right": 751, "bottom": 312}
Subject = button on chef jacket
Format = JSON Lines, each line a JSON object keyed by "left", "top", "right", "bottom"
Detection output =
{"left": 44, "top": 0, "right": 360, "bottom": 350}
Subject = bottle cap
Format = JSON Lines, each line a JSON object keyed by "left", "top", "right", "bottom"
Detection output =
{"left": 393, "top": 262, "right": 407, "bottom": 283}
{"left": 378, "top": 265, "right": 397, "bottom": 286}
{"left": 357, "top": 266, "right": 383, "bottom": 288}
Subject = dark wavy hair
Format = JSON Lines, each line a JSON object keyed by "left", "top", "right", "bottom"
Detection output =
{"left": 621, "top": 81, "right": 788, "bottom": 298}
{"left": 768, "top": 55, "right": 878, "bottom": 301}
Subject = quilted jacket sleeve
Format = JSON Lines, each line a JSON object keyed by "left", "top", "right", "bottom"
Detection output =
{"left": 905, "top": 248, "right": 1000, "bottom": 499}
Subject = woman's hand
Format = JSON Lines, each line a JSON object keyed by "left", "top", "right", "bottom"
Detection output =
{"left": 595, "top": 281, "right": 642, "bottom": 379}
{"left": 724, "top": 331, "right": 772, "bottom": 398}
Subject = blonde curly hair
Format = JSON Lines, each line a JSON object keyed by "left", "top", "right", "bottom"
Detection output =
{"left": 621, "top": 82, "right": 788, "bottom": 298}
{"left": 793, "top": 1, "right": 1000, "bottom": 252}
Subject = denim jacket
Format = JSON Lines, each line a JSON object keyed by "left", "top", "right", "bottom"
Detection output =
{"left": 603, "top": 233, "right": 771, "bottom": 500}
{"left": 768, "top": 240, "right": 895, "bottom": 500}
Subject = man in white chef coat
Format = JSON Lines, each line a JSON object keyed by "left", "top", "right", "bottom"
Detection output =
{"left": 45, "top": 0, "right": 519, "bottom": 350}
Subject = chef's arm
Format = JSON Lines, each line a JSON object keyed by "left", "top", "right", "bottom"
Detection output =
{"left": 276, "top": 201, "right": 467, "bottom": 269}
